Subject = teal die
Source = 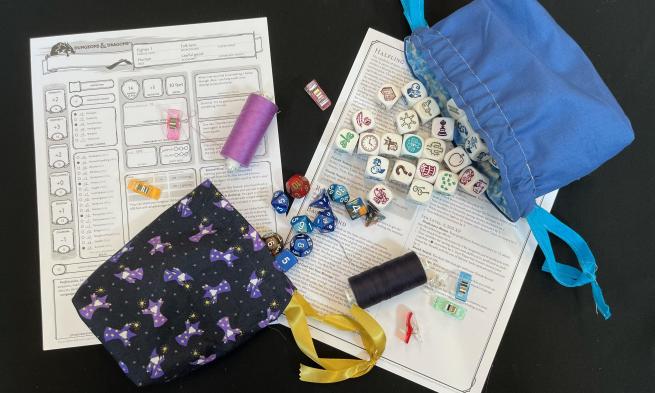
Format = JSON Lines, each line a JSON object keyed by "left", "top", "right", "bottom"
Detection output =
{"left": 327, "top": 184, "right": 350, "bottom": 204}
{"left": 345, "top": 197, "right": 368, "bottom": 220}
{"left": 290, "top": 215, "right": 314, "bottom": 233}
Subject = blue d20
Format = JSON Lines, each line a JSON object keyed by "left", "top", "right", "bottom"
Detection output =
{"left": 271, "top": 190, "right": 290, "bottom": 214}
{"left": 290, "top": 233, "right": 313, "bottom": 257}
{"left": 309, "top": 190, "right": 331, "bottom": 210}
{"left": 273, "top": 249, "right": 298, "bottom": 272}
{"left": 290, "top": 215, "right": 314, "bottom": 233}
{"left": 313, "top": 209, "right": 337, "bottom": 233}
{"left": 327, "top": 184, "right": 350, "bottom": 204}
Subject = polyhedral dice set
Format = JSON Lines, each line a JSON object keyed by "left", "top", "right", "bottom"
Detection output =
{"left": 268, "top": 178, "right": 343, "bottom": 263}
{"left": 331, "top": 79, "right": 494, "bottom": 210}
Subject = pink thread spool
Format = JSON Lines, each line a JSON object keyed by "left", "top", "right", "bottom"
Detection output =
{"left": 220, "top": 93, "right": 278, "bottom": 171}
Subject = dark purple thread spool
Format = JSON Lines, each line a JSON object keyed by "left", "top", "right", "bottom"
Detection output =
{"left": 220, "top": 93, "right": 277, "bottom": 170}
{"left": 346, "top": 251, "right": 427, "bottom": 309}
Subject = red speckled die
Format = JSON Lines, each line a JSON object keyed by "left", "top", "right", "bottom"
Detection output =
{"left": 285, "top": 174, "right": 311, "bottom": 199}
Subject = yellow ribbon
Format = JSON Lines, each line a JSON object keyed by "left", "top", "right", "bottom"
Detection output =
{"left": 284, "top": 291, "right": 386, "bottom": 383}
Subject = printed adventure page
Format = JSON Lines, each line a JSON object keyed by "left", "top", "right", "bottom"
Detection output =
{"left": 284, "top": 29, "right": 557, "bottom": 393}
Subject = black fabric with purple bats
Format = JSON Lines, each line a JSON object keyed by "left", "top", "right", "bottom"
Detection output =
{"left": 72, "top": 179, "right": 294, "bottom": 386}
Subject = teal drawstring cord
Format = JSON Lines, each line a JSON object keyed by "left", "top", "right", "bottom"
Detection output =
{"left": 527, "top": 205, "right": 611, "bottom": 319}
{"left": 400, "top": 0, "right": 429, "bottom": 31}
{"left": 398, "top": 0, "right": 609, "bottom": 318}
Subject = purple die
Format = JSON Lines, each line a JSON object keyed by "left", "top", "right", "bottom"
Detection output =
{"left": 290, "top": 215, "right": 314, "bottom": 233}
{"left": 290, "top": 234, "right": 313, "bottom": 257}
{"left": 313, "top": 209, "right": 337, "bottom": 233}
{"left": 327, "top": 184, "right": 350, "bottom": 204}
{"left": 271, "top": 190, "right": 290, "bottom": 214}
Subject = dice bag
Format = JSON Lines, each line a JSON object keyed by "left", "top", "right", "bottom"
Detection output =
{"left": 400, "top": 0, "right": 634, "bottom": 318}
{"left": 72, "top": 179, "right": 385, "bottom": 386}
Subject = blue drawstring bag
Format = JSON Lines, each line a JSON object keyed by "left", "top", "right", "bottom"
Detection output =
{"left": 400, "top": 0, "right": 634, "bottom": 319}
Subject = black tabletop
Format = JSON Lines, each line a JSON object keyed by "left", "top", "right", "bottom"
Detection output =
{"left": 2, "top": 0, "right": 654, "bottom": 392}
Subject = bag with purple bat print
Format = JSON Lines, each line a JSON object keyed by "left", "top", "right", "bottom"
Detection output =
{"left": 72, "top": 179, "right": 385, "bottom": 386}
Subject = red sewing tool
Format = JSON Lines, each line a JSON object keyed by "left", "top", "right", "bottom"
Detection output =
{"left": 403, "top": 311, "right": 421, "bottom": 344}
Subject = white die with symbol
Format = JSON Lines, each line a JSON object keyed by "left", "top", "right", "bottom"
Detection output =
{"left": 434, "top": 170, "right": 458, "bottom": 195}
{"left": 414, "top": 97, "right": 440, "bottom": 124}
{"left": 408, "top": 179, "right": 433, "bottom": 204}
{"left": 402, "top": 80, "right": 428, "bottom": 106}
{"left": 389, "top": 160, "right": 416, "bottom": 187}
{"left": 376, "top": 84, "right": 401, "bottom": 110}
{"left": 422, "top": 137, "right": 448, "bottom": 162}
{"left": 334, "top": 128, "right": 359, "bottom": 154}
{"left": 365, "top": 155, "right": 390, "bottom": 181}
{"left": 357, "top": 132, "right": 381, "bottom": 156}
{"left": 379, "top": 132, "right": 402, "bottom": 158}
{"left": 431, "top": 117, "right": 455, "bottom": 141}
{"left": 395, "top": 110, "right": 420, "bottom": 134}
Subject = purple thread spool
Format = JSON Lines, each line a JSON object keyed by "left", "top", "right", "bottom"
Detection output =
{"left": 221, "top": 93, "right": 278, "bottom": 170}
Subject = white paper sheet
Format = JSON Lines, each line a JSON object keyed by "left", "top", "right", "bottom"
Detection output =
{"left": 30, "top": 18, "right": 288, "bottom": 350}
{"left": 283, "top": 29, "right": 557, "bottom": 393}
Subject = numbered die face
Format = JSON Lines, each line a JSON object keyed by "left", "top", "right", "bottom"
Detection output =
{"left": 431, "top": 117, "right": 455, "bottom": 141}
{"left": 416, "top": 158, "right": 440, "bottom": 184}
{"left": 290, "top": 234, "right": 313, "bottom": 257}
{"left": 464, "top": 134, "right": 490, "bottom": 162}
{"left": 401, "top": 134, "right": 424, "bottom": 160}
{"left": 408, "top": 179, "right": 433, "bottom": 204}
{"left": 285, "top": 174, "right": 311, "bottom": 198}
{"left": 334, "top": 129, "right": 359, "bottom": 154}
{"left": 357, "top": 132, "right": 381, "bottom": 156}
{"left": 271, "top": 190, "right": 290, "bottom": 214}
{"left": 345, "top": 197, "right": 368, "bottom": 220}
{"left": 290, "top": 215, "right": 314, "bottom": 233}
{"left": 414, "top": 97, "right": 440, "bottom": 124}
{"left": 365, "top": 155, "right": 389, "bottom": 181}
{"left": 377, "top": 84, "right": 400, "bottom": 110}
{"left": 422, "top": 138, "right": 448, "bottom": 162}
{"left": 309, "top": 190, "right": 331, "bottom": 210}
{"left": 395, "top": 110, "right": 420, "bottom": 134}
{"left": 458, "top": 166, "right": 489, "bottom": 196}
{"left": 274, "top": 249, "right": 298, "bottom": 272}
{"left": 352, "top": 109, "right": 376, "bottom": 133}
{"left": 389, "top": 160, "right": 416, "bottom": 186}
{"left": 313, "top": 209, "right": 337, "bottom": 233}
{"left": 367, "top": 183, "right": 394, "bottom": 211}
{"left": 446, "top": 98, "right": 465, "bottom": 119}
{"left": 444, "top": 147, "right": 471, "bottom": 173}
{"left": 435, "top": 170, "right": 458, "bottom": 195}
{"left": 379, "top": 133, "right": 402, "bottom": 158}
{"left": 262, "top": 232, "right": 284, "bottom": 256}
{"left": 402, "top": 80, "right": 428, "bottom": 106}
{"left": 327, "top": 184, "right": 350, "bottom": 204}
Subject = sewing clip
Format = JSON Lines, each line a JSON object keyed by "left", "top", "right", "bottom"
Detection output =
{"left": 304, "top": 79, "right": 331, "bottom": 111}
{"left": 455, "top": 271, "right": 472, "bottom": 302}
{"left": 127, "top": 179, "right": 161, "bottom": 200}
{"left": 165, "top": 109, "right": 181, "bottom": 140}
{"left": 433, "top": 296, "right": 466, "bottom": 320}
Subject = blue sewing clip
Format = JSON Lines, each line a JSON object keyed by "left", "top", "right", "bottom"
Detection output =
{"left": 455, "top": 271, "right": 472, "bottom": 302}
